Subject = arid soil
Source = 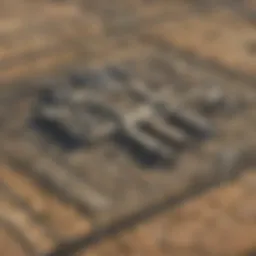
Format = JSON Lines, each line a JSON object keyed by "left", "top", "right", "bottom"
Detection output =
{"left": 0, "top": 0, "right": 255, "bottom": 256}
{"left": 85, "top": 171, "right": 256, "bottom": 256}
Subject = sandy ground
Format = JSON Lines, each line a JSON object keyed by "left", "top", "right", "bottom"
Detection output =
{"left": 85, "top": 171, "right": 256, "bottom": 256}
{"left": 0, "top": 0, "right": 255, "bottom": 255}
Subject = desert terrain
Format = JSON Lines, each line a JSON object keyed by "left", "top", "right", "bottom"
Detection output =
{"left": 0, "top": 1, "right": 255, "bottom": 256}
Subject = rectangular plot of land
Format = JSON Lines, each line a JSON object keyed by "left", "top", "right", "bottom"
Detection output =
{"left": 0, "top": 186, "right": 55, "bottom": 254}
{"left": 1, "top": 166, "right": 91, "bottom": 239}
{"left": 1, "top": 164, "right": 92, "bottom": 254}
{"left": 0, "top": 46, "right": 255, "bottom": 228}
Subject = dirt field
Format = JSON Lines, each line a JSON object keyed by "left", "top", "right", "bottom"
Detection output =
{"left": 0, "top": 0, "right": 255, "bottom": 256}
{"left": 85, "top": 171, "right": 256, "bottom": 256}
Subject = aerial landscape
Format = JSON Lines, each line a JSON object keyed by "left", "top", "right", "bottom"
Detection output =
{"left": 0, "top": 0, "right": 255, "bottom": 256}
